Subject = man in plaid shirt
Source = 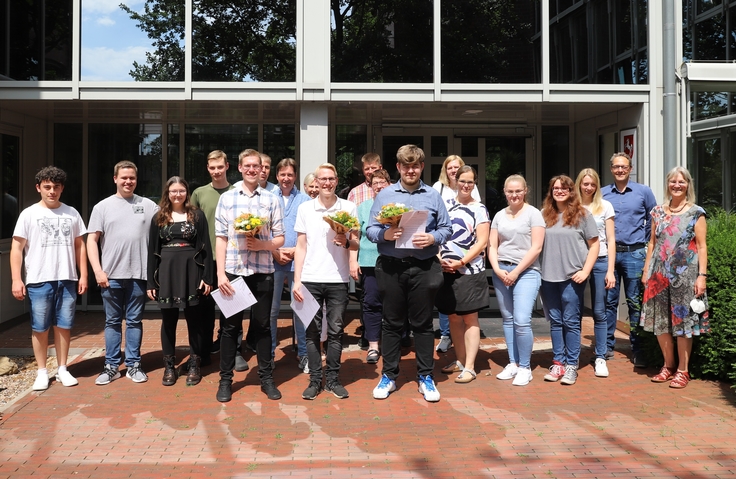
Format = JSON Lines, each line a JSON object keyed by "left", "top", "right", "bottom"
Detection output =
{"left": 214, "top": 149, "right": 285, "bottom": 403}
{"left": 347, "top": 153, "right": 382, "bottom": 206}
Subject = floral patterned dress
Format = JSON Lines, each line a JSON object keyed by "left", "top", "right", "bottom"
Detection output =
{"left": 640, "top": 205, "right": 709, "bottom": 337}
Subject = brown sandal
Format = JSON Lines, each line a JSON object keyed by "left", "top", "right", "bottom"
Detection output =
{"left": 651, "top": 366, "right": 677, "bottom": 383}
{"left": 669, "top": 370, "right": 690, "bottom": 389}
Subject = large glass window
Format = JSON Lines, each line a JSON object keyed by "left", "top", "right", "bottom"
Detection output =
{"left": 0, "top": 0, "right": 73, "bottom": 80}
{"left": 192, "top": 2, "right": 296, "bottom": 82}
{"left": 695, "top": 137, "right": 723, "bottom": 209}
{"left": 541, "top": 126, "right": 570, "bottom": 189}
{"left": 484, "top": 137, "right": 526, "bottom": 217}
{"left": 1, "top": 133, "right": 20, "bottom": 239}
{"left": 550, "top": 0, "right": 648, "bottom": 84}
{"left": 82, "top": 1, "right": 185, "bottom": 81}
{"left": 331, "top": 1, "right": 433, "bottom": 83}
{"left": 334, "top": 125, "right": 368, "bottom": 197}
{"left": 262, "top": 124, "right": 296, "bottom": 179}
{"left": 440, "top": 1, "right": 540, "bottom": 83}
{"left": 53, "top": 124, "right": 83, "bottom": 214}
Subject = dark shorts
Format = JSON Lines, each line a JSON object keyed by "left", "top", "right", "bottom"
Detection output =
{"left": 436, "top": 270, "right": 489, "bottom": 315}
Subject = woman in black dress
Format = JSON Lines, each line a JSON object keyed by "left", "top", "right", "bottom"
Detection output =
{"left": 147, "top": 177, "right": 213, "bottom": 386}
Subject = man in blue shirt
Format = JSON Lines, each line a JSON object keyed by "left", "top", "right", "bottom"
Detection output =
{"left": 602, "top": 152, "right": 657, "bottom": 367}
{"left": 366, "top": 144, "right": 452, "bottom": 402}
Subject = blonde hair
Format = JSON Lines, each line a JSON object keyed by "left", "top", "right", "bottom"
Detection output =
{"left": 575, "top": 168, "right": 604, "bottom": 216}
{"left": 303, "top": 172, "right": 316, "bottom": 188}
{"left": 438, "top": 155, "right": 465, "bottom": 187}
{"left": 503, "top": 175, "right": 528, "bottom": 203}
{"left": 664, "top": 166, "right": 696, "bottom": 204}
{"left": 315, "top": 163, "right": 337, "bottom": 177}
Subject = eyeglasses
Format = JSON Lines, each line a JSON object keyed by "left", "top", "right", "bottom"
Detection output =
{"left": 241, "top": 164, "right": 261, "bottom": 171}
{"left": 611, "top": 165, "right": 630, "bottom": 171}
{"left": 317, "top": 177, "right": 337, "bottom": 183}
{"left": 371, "top": 180, "right": 388, "bottom": 187}
{"left": 668, "top": 180, "right": 688, "bottom": 186}
{"left": 458, "top": 180, "right": 475, "bottom": 186}
{"left": 504, "top": 190, "right": 525, "bottom": 196}
{"left": 169, "top": 190, "right": 187, "bottom": 196}
{"left": 552, "top": 187, "right": 570, "bottom": 192}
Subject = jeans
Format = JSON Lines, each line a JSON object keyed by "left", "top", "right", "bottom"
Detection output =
{"left": 101, "top": 279, "right": 147, "bottom": 368}
{"left": 302, "top": 282, "right": 348, "bottom": 383}
{"left": 589, "top": 257, "right": 609, "bottom": 359}
{"left": 605, "top": 248, "right": 646, "bottom": 353}
{"left": 360, "top": 268, "right": 382, "bottom": 343}
{"left": 27, "top": 280, "right": 77, "bottom": 332}
{"left": 438, "top": 313, "right": 450, "bottom": 337}
{"left": 541, "top": 279, "right": 585, "bottom": 366}
{"left": 219, "top": 273, "right": 274, "bottom": 383}
{"left": 376, "top": 256, "right": 443, "bottom": 380}
{"left": 270, "top": 270, "right": 307, "bottom": 357}
{"left": 491, "top": 265, "right": 541, "bottom": 369}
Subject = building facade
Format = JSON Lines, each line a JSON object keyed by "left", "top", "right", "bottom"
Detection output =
{"left": 0, "top": 0, "right": 734, "bottom": 322}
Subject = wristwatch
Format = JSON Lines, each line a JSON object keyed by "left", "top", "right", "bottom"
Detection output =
{"left": 344, "top": 239, "right": 350, "bottom": 249}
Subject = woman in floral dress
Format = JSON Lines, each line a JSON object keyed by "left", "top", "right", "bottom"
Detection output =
{"left": 640, "top": 166, "right": 709, "bottom": 389}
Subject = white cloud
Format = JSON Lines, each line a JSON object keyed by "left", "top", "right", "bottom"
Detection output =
{"left": 83, "top": 0, "right": 144, "bottom": 15}
{"left": 81, "top": 46, "right": 150, "bottom": 81}
{"left": 96, "top": 16, "right": 116, "bottom": 26}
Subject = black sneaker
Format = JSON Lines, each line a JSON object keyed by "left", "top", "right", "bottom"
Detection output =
{"left": 325, "top": 381, "right": 349, "bottom": 399}
{"left": 234, "top": 354, "right": 249, "bottom": 372}
{"left": 210, "top": 338, "right": 221, "bottom": 354}
{"left": 302, "top": 380, "right": 322, "bottom": 400}
{"left": 261, "top": 381, "right": 282, "bottom": 400}
{"left": 633, "top": 352, "right": 647, "bottom": 368}
{"left": 216, "top": 380, "right": 232, "bottom": 402}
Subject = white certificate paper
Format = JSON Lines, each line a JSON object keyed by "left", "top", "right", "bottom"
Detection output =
{"left": 211, "top": 276, "right": 257, "bottom": 318}
{"left": 396, "top": 210, "right": 429, "bottom": 249}
{"left": 291, "top": 285, "right": 321, "bottom": 329}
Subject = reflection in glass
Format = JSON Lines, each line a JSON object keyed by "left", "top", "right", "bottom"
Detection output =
{"left": 182, "top": 124, "right": 259, "bottom": 189}
{"left": 431, "top": 136, "right": 448, "bottom": 158}
{"left": 1, "top": 134, "right": 20, "bottom": 239}
{"left": 696, "top": 137, "right": 722, "bottom": 209}
{"left": 263, "top": 125, "right": 296, "bottom": 184}
{"left": 192, "top": 1, "right": 296, "bottom": 81}
{"left": 541, "top": 126, "right": 570, "bottom": 189}
{"left": 331, "top": 1, "right": 432, "bottom": 83}
{"left": 0, "top": 0, "right": 72, "bottom": 80}
{"left": 485, "top": 137, "right": 526, "bottom": 217}
{"left": 441, "top": 1, "right": 539, "bottom": 83}
{"left": 335, "top": 126, "right": 368, "bottom": 196}
{"left": 54, "top": 124, "right": 83, "bottom": 214}
{"left": 693, "top": 92, "right": 731, "bottom": 121}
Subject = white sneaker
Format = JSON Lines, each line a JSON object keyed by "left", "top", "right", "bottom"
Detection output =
{"left": 594, "top": 358, "right": 609, "bottom": 378}
{"left": 496, "top": 363, "right": 518, "bottom": 380}
{"left": 512, "top": 367, "right": 533, "bottom": 386}
{"left": 418, "top": 375, "right": 440, "bottom": 402}
{"left": 55, "top": 369, "right": 79, "bottom": 387}
{"left": 372, "top": 374, "right": 396, "bottom": 399}
{"left": 32, "top": 373, "right": 49, "bottom": 391}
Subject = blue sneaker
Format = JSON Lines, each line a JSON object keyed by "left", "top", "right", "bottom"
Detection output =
{"left": 418, "top": 375, "right": 440, "bottom": 402}
{"left": 372, "top": 374, "right": 396, "bottom": 399}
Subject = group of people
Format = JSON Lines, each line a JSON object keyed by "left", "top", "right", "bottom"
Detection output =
{"left": 9, "top": 145, "right": 709, "bottom": 402}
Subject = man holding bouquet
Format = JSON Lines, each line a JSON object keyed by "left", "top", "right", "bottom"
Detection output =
{"left": 213, "top": 149, "right": 284, "bottom": 402}
{"left": 293, "top": 163, "right": 359, "bottom": 400}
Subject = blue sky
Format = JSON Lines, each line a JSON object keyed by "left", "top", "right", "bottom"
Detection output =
{"left": 81, "top": 0, "right": 151, "bottom": 81}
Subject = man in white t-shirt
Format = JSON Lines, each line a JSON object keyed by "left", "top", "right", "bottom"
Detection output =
{"left": 11, "top": 166, "right": 88, "bottom": 391}
{"left": 293, "top": 163, "right": 359, "bottom": 400}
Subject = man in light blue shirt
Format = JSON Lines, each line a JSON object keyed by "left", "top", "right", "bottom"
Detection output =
{"left": 602, "top": 152, "right": 657, "bottom": 367}
{"left": 366, "top": 144, "right": 452, "bottom": 402}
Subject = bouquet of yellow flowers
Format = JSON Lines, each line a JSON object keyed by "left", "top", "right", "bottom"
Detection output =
{"left": 375, "top": 202, "right": 412, "bottom": 226}
{"left": 234, "top": 212, "right": 267, "bottom": 237}
{"left": 323, "top": 211, "right": 359, "bottom": 234}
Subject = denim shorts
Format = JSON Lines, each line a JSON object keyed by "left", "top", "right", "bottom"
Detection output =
{"left": 26, "top": 280, "right": 77, "bottom": 332}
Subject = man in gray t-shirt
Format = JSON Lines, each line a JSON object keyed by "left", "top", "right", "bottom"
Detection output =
{"left": 87, "top": 161, "right": 158, "bottom": 386}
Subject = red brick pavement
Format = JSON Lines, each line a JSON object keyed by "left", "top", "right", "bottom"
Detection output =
{"left": 1, "top": 312, "right": 736, "bottom": 478}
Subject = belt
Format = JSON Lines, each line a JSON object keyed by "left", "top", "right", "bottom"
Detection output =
{"left": 616, "top": 243, "right": 646, "bottom": 252}
{"left": 162, "top": 242, "right": 191, "bottom": 248}
{"left": 499, "top": 261, "right": 517, "bottom": 267}
{"left": 381, "top": 255, "right": 435, "bottom": 266}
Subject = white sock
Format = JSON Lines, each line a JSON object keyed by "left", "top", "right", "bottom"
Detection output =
{"left": 37, "top": 368, "right": 48, "bottom": 376}
{"left": 58, "top": 365, "right": 68, "bottom": 373}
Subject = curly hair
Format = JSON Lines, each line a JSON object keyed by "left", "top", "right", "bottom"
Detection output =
{"left": 542, "top": 175, "right": 586, "bottom": 228}
{"left": 157, "top": 176, "right": 195, "bottom": 227}
{"left": 35, "top": 166, "right": 67, "bottom": 186}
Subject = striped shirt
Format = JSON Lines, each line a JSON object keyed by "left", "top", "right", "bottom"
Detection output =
{"left": 215, "top": 184, "right": 284, "bottom": 276}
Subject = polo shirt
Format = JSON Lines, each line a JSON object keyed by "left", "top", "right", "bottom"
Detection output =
{"left": 602, "top": 180, "right": 657, "bottom": 246}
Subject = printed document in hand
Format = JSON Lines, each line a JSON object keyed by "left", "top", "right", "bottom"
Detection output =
{"left": 211, "top": 276, "right": 257, "bottom": 318}
{"left": 291, "top": 286, "right": 320, "bottom": 329}
{"left": 396, "top": 209, "right": 428, "bottom": 249}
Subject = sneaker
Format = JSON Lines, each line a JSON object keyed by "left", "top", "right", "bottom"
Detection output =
{"left": 210, "top": 338, "right": 220, "bottom": 354}
{"left": 417, "top": 375, "right": 440, "bottom": 402}
{"left": 95, "top": 364, "right": 121, "bottom": 385}
{"left": 435, "top": 336, "right": 452, "bottom": 353}
{"left": 297, "top": 356, "right": 309, "bottom": 374}
{"left": 605, "top": 349, "right": 615, "bottom": 360}
{"left": 496, "top": 363, "right": 518, "bottom": 380}
{"left": 560, "top": 364, "right": 578, "bottom": 385}
{"left": 32, "top": 373, "right": 49, "bottom": 391}
{"left": 325, "top": 381, "right": 349, "bottom": 399}
{"left": 632, "top": 352, "right": 647, "bottom": 368}
{"left": 234, "top": 354, "right": 249, "bottom": 372}
{"left": 261, "top": 381, "right": 282, "bottom": 400}
{"left": 126, "top": 362, "right": 148, "bottom": 383}
{"left": 216, "top": 380, "right": 232, "bottom": 402}
{"left": 372, "top": 374, "right": 396, "bottom": 399}
{"left": 55, "top": 369, "right": 79, "bottom": 387}
{"left": 594, "top": 358, "right": 610, "bottom": 378}
{"left": 544, "top": 361, "right": 566, "bottom": 382}
{"left": 302, "top": 380, "right": 322, "bottom": 400}
{"left": 512, "top": 367, "right": 533, "bottom": 386}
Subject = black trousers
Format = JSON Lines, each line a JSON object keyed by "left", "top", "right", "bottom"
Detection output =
{"left": 160, "top": 304, "right": 202, "bottom": 357}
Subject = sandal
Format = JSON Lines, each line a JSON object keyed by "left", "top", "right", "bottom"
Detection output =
{"left": 441, "top": 360, "right": 463, "bottom": 374}
{"left": 455, "top": 369, "right": 477, "bottom": 383}
{"left": 669, "top": 370, "right": 690, "bottom": 389}
{"left": 651, "top": 366, "right": 677, "bottom": 383}
{"left": 366, "top": 349, "right": 380, "bottom": 364}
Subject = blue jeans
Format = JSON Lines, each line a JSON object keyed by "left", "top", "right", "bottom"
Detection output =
{"left": 589, "top": 257, "right": 609, "bottom": 359}
{"left": 270, "top": 270, "right": 306, "bottom": 357}
{"left": 605, "top": 248, "right": 646, "bottom": 353}
{"left": 438, "top": 313, "right": 450, "bottom": 337}
{"left": 101, "top": 279, "right": 147, "bottom": 368}
{"left": 541, "top": 279, "right": 585, "bottom": 366}
{"left": 27, "top": 280, "right": 77, "bottom": 332}
{"left": 492, "top": 265, "right": 540, "bottom": 369}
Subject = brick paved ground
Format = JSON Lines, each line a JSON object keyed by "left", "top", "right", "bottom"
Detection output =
{"left": 1, "top": 311, "right": 735, "bottom": 479}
